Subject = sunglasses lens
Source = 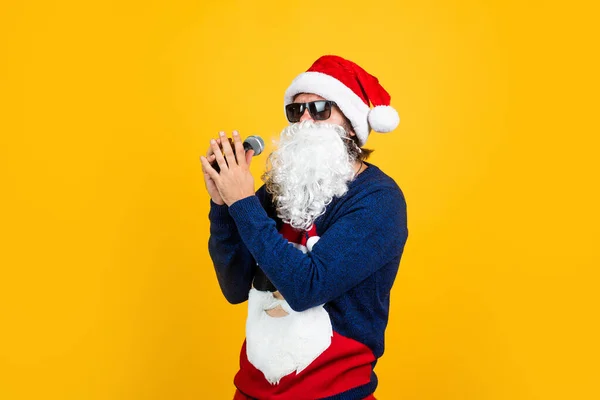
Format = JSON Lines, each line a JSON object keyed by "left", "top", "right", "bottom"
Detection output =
{"left": 285, "top": 103, "right": 304, "bottom": 122}
{"left": 309, "top": 101, "right": 332, "bottom": 120}
{"left": 286, "top": 101, "right": 334, "bottom": 122}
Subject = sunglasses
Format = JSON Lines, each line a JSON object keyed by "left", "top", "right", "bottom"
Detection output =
{"left": 285, "top": 100, "right": 338, "bottom": 123}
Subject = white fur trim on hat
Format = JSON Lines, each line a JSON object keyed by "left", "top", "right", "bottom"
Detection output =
{"left": 284, "top": 71, "right": 371, "bottom": 146}
{"left": 368, "top": 106, "right": 400, "bottom": 133}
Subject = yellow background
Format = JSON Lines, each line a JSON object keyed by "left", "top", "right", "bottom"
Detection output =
{"left": 1, "top": 1, "right": 598, "bottom": 399}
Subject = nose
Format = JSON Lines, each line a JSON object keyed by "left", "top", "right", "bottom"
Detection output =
{"left": 299, "top": 107, "right": 313, "bottom": 122}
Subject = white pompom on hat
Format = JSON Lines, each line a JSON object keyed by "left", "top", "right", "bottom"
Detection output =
{"left": 284, "top": 55, "right": 400, "bottom": 146}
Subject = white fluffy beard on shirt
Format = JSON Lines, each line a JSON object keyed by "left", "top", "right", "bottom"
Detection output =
{"left": 246, "top": 288, "right": 333, "bottom": 385}
{"left": 262, "top": 121, "right": 357, "bottom": 231}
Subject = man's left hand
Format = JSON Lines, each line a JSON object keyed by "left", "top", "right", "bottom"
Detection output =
{"left": 200, "top": 130, "right": 255, "bottom": 206}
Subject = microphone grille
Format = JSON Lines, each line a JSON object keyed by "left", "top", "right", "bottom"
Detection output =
{"left": 244, "top": 135, "right": 265, "bottom": 155}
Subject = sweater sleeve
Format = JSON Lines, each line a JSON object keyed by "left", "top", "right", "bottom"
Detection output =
{"left": 207, "top": 186, "right": 277, "bottom": 304}
{"left": 208, "top": 199, "right": 255, "bottom": 304}
{"left": 227, "top": 184, "right": 408, "bottom": 312}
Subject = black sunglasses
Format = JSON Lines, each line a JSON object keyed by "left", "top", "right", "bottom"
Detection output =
{"left": 285, "top": 100, "right": 337, "bottom": 123}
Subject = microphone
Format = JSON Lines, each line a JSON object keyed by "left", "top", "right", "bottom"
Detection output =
{"left": 212, "top": 135, "right": 265, "bottom": 173}
{"left": 243, "top": 135, "right": 265, "bottom": 156}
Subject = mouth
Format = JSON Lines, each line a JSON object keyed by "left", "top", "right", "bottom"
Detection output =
{"left": 263, "top": 299, "right": 284, "bottom": 311}
{"left": 264, "top": 304, "right": 289, "bottom": 318}
{"left": 261, "top": 297, "right": 290, "bottom": 318}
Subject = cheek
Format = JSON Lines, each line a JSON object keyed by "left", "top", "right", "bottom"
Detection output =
{"left": 328, "top": 109, "right": 353, "bottom": 133}
{"left": 327, "top": 114, "right": 348, "bottom": 128}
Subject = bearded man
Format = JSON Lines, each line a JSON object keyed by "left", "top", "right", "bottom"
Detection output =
{"left": 200, "top": 55, "right": 408, "bottom": 400}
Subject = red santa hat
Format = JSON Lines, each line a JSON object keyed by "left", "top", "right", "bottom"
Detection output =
{"left": 284, "top": 55, "right": 400, "bottom": 146}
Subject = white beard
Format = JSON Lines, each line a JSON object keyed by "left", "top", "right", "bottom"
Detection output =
{"left": 263, "top": 121, "right": 355, "bottom": 230}
{"left": 246, "top": 288, "right": 333, "bottom": 385}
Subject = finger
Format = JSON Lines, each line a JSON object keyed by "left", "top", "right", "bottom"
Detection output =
{"left": 219, "top": 131, "right": 237, "bottom": 167}
{"left": 232, "top": 131, "right": 247, "bottom": 168}
{"left": 210, "top": 138, "right": 228, "bottom": 171}
{"left": 207, "top": 154, "right": 220, "bottom": 174}
{"left": 205, "top": 137, "right": 221, "bottom": 157}
{"left": 200, "top": 156, "right": 220, "bottom": 181}
{"left": 245, "top": 149, "right": 254, "bottom": 167}
{"left": 202, "top": 152, "right": 217, "bottom": 170}
{"left": 201, "top": 156, "right": 215, "bottom": 178}
{"left": 199, "top": 154, "right": 211, "bottom": 173}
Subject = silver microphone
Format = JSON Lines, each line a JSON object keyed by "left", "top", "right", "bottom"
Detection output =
{"left": 242, "top": 135, "right": 265, "bottom": 156}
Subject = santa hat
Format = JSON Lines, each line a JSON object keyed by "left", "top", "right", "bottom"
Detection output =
{"left": 284, "top": 55, "right": 400, "bottom": 146}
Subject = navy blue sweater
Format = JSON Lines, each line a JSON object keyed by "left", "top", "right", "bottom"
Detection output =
{"left": 209, "top": 163, "right": 408, "bottom": 398}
